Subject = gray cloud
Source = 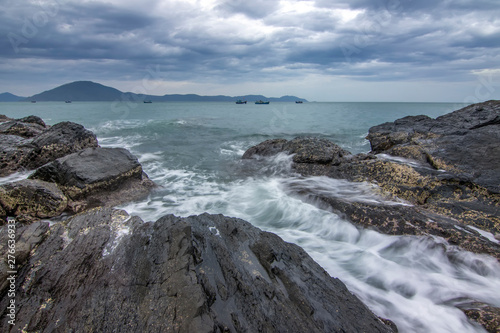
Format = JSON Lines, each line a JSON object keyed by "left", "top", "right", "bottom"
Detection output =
{"left": 0, "top": 0, "right": 499, "bottom": 101}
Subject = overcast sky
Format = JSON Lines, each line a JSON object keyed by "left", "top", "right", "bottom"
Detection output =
{"left": 1, "top": 0, "right": 499, "bottom": 102}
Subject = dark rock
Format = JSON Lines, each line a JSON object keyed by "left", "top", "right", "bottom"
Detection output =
{"left": 0, "top": 207, "right": 394, "bottom": 332}
{"left": 242, "top": 138, "right": 288, "bottom": 158}
{"left": 0, "top": 120, "right": 46, "bottom": 138}
{"left": 463, "top": 305, "right": 500, "bottom": 333}
{"left": 367, "top": 100, "right": 500, "bottom": 193}
{"left": 0, "top": 118, "right": 98, "bottom": 176}
{"left": 0, "top": 135, "right": 33, "bottom": 176}
{"left": 0, "top": 221, "right": 50, "bottom": 293}
{"left": 24, "top": 121, "right": 98, "bottom": 170}
{"left": 242, "top": 102, "right": 500, "bottom": 331}
{"left": 30, "top": 147, "right": 155, "bottom": 210}
{"left": 17, "top": 115, "right": 46, "bottom": 127}
{"left": 0, "top": 179, "right": 68, "bottom": 224}
{"left": 0, "top": 114, "right": 12, "bottom": 122}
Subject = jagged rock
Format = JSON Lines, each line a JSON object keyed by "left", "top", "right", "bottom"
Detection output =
{"left": 0, "top": 221, "right": 50, "bottom": 293}
{"left": 30, "top": 147, "right": 155, "bottom": 210}
{"left": 23, "top": 121, "right": 98, "bottom": 170}
{"left": 0, "top": 208, "right": 394, "bottom": 332}
{"left": 0, "top": 179, "right": 68, "bottom": 224}
{"left": 0, "top": 118, "right": 46, "bottom": 138}
{"left": 242, "top": 102, "right": 500, "bottom": 332}
{"left": 367, "top": 100, "right": 500, "bottom": 194}
{"left": 0, "top": 118, "right": 98, "bottom": 176}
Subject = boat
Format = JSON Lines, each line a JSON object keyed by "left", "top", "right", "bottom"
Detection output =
{"left": 295, "top": 101, "right": 303, "bottom": 104}
{"left": 143, "top": 100, "right": 152, "bottom": 103}
{"left": 235, "top": 100, "right": 247, "bottom": 104}
{"left": 65, "top": 101, "right": 72, "bottom": 103}
{"left": 31, "top": 101, "right": 36, "bottom": 103}
{"left": 255, "top": 100, "right": 270, "bottom": 104}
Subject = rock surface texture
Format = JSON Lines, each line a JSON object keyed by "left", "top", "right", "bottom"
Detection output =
{"left": 0, "top": 115, "right": 154, "bottom": 223}
{"left": 243, "top": 101, "right": 500, "bottom": 332}
{"left": 0, "top": 208, "right": 394, "bottom": 332}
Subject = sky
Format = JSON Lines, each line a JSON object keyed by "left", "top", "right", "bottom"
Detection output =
{"left": 1, "top": 0, "right": 499, "bottom": 102}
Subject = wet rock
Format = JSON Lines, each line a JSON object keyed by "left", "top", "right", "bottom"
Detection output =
{"left": 367, "top": 100, "right": 500, "bottom": 194}
{"left": 0, "top": 119, "right": 46, "bottom": 138}
{"left": 0, "top": 118, "right": 98, "bottom": 176}
{"left": 242, "top": 102, "right": 500, "bottom": 332}
{"left": 24, "top": 121, "right": 98, "bottom": 170}
{"left": 30, "top": 147, "right": 155, "bottom": 210}
{"left": 0, "top": 221, "right": 50, "bottom": 293}
{"left": 0, "top": 207, "right": 394, "bottom": 332}
{"left": 242, "top": 104, "right": 500, "bottom": 261}
{"left": 0, "top": 179, "right": 68, "bottom": 224}
{"left": 464, "top": 306, "right": 500, "bottom": 333}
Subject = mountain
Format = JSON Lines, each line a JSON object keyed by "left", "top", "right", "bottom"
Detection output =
{"left": 23, "top": 81, "right": 308, "bottom": 102}
{"left": 27, "top": 81, "right": 124, "bottom": 102}
{"left": 0, "top": 92, "right": 25, "bottom": 102}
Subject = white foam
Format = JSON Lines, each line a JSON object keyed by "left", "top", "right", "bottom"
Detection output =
{"left": 467, "top": 226, "right": 500, "bottom": 244}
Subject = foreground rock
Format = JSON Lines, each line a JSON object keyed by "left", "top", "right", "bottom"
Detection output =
{"left": 0, "top": 208, "right": 394, "bottom": 332}
{"left": 0, "top": 116, "right": 98, "bottom": 177}
{"left": 0, "top": 179, "right": 68, "bottom": 223}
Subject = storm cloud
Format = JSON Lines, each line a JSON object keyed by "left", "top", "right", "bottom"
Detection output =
{"left": 1, "top": 0, "right": 499, "bottom": 101}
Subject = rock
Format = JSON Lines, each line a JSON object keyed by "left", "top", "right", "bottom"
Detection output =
{"left": 367, "top": 100, "right": 500, "bottom": 193}
{"left": 0, "top": 207, "right": 394, "bottom": 332}
{"left": 0, "top": 220, "right": 50, "bottom": 293}
{"left": 30, "top": 147, "right": 155, "bottom": 210}
{"left": 242, "top": 105, "right": 500, "bottom": 261}
{"left": 0, "top": 118, "right": 98, "bottom": 176}
{"left": 24, "top": 121, "right": 98, "bottom": 170}
{"left": 0, "top": 119, "right": 46, "bottom": 138}
{"left": 463, "top": 305, "right": 500, "bottom": 333}
{"left": 0, "top": 179, "right": 68, "bottom": 224}
{"left": 242, "top": 137, "right": 349, "bottom": 165}
{"left": 242, "top": 102, "right": 500, "bottom": 332}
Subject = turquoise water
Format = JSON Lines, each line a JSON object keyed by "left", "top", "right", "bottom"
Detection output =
{"left": 2, "top": 101, "right": 499, "bottom": 333}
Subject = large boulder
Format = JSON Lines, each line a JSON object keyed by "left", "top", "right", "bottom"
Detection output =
{"left": 23, "top": 121, "right": 99, "bottom": 170}
{"left": 0, "top": 118, "right": 98, "bottom": 176}
{"left": 367, "top": 100, "right": 500, "bottom": 194}
{"left": 0, "top": 179, "right": 68, "bottom": 224}
{"left": 30, "top": 147, "right": 155, "bottom": 210}
{"left": 0, "top": 207, "right": 394, "bottom": 332}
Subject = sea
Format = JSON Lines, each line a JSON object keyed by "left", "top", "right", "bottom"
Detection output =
{"left": 1, "top": 101, "right": 500, "bottom": 333}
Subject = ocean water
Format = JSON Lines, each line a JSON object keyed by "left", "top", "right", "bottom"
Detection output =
{"left": 2, "top": 101, "right": 500, "bottom": 332}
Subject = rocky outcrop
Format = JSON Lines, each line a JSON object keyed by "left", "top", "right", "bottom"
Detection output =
{"left": 0, "top": 179, "right": 68, "bottom": 223}
{"left": 367, "top": 100, "right": 500, "bottom": 194}
{"left": 0, "top": 208, "right": 394, "bottom": 332}
{"left": 243, "top": 103, "right": 500, "bottom": 260}
{"left": 29, "top": 147, "right": 155, "bottom": 210}
{"left": 243, "top": 101, "right": 500, "bottom": 332}
{"left": 0, "top": 116, "right": 154, "bottom": 223}
{"left": 0, "top": 116, "right": 98, "bottom": 176}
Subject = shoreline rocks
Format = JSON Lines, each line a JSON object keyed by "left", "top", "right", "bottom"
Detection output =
{"left": 243, "top": 102, "right": 500, "bottom": 261}
{"left": 0, "top": 207, "right": 394, "bottom": 332}
{"left": 0, "top": 115, "right": 155, "bottom": 223}
{"left": 242, "top": 101, "right": 500, "bottom": 332}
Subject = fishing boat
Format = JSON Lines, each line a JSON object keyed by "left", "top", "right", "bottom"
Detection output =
{"left": 65, "top": 101, "right": 72, "bottom": 103}
{"left": 235, "top": 100, "right": 247, "bottom": 104}
{"left": 255, "top": 100, "right": 270, "bottom": 104}
{"left": 295, "top": 101, "right": 303, "bottom": 104}
{"left": 143, "top": 100, "right": 152, "bottom": 103}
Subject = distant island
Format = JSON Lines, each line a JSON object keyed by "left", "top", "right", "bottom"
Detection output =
{"left": 0, "top": 81, "right": 308, "bottom": 103}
